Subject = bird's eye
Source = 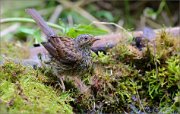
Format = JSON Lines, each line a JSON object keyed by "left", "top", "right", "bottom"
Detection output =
{"left": 84, "top": 37, "right": 88, "bottom": 40}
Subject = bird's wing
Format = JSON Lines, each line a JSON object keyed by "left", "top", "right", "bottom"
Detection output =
{"left": 26, "top": 9, "right": 82, "bottom": 63}
{"left": 41, "top": 42, "right": 58, "bottom": 58}
{"left": 47, "top": 37, "right": 82, "bottom": 63}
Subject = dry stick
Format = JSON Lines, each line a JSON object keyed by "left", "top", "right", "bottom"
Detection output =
{"left": 146, "top": 18, "right": 162, "bottom": 28}
{"left": 0, "top": 23, "right": 20, "bottom": 37}
{"left": 75, "top": 0, "right": 97, "bottom": 7}
{"left": 136, "top": 88, "right": 146, "bottom": 113}
{"left": 91, "top": 21, "right": 133, "bottom": 38}
{"left": 48, "top": 5, "right": 63, "bottom": 23}
{"left": 67, "top": 15, "right": 74, "bottom": 27}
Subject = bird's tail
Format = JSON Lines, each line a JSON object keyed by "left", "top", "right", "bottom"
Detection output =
{"left": 26, "top": 8, "right": 56, "bottom": 39}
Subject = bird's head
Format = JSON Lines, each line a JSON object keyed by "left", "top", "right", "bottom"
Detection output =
{"left": 75, "top": 34, "right": 99, "bottom": 48}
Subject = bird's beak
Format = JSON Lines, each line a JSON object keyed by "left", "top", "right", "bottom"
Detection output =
{"left": 90, "top": 37, "right": 100, "bottom": 44}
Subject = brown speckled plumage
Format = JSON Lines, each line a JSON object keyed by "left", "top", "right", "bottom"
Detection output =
{"left": 26, "top": 9, "right": 99, "bottom": 77}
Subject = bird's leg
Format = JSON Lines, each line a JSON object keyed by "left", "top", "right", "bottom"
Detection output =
{"left": 73, "top": 77, "right": 89, "bottom": 93}
{"left": 59, "top": 76, "right": 65, "bottom": 92}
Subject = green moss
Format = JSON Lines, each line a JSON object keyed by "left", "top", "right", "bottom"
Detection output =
{"left": 1, "top": 30, "right": 179, "bottom": 113}
{"left": 0, "top": 61, "right": 73, "bottom": 114}
{"left": 71, "top": 31, "right": 180, "bottom": 113}
{"left": 0, "top": 41, "right": 30, "bottom": 59}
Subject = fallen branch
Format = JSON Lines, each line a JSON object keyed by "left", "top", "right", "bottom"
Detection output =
{"left": 91, "top": 27, "right": 180, "bottom": 52}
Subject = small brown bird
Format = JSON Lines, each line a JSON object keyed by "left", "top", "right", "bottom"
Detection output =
{"left": 26, "top": 9, "right": 99, "bottom": 90}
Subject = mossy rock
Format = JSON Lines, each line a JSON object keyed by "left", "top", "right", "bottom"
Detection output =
{"left": 1, "top": 30, "right": 180, "bottom": 113}
{"left": 0, "top": 61, "right": 73, "bottom": 114}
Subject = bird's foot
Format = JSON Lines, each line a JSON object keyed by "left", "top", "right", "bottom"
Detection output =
{"left": 59, "top": 77, "right": 66, "bottom": 92}
{"left": 73, "top": 77, "right": 89, "bottom": 93}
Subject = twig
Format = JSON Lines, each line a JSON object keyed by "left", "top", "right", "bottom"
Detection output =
{"left": 91, "top": 21, "right": 133, "bottom": 38}
{"left": 136, "top": 87, "right": 146, "bottom": 113}
{"left": 146, "top": 18, "right": 162, "bottom": 28}
{"left": 75, "top": 7, "right": 111, "bottom": 32}
{"left": 48, "top": 5, "right": 63, "bottom": 23}
{"left": 67, "top": 15, "right": 73, "bottom": 27}
{"left": 75, "top": 0, "right": 97, "bottom": 7}
{"left": 0, "top": 23, "right": 20, "bottom": 37}
{"left": 153, "top": 41, "right": 158, "bottom": 77}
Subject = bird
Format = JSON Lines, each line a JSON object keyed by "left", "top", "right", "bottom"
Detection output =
{"left": 26, "top": 8, "right": 99, "bottom": 91}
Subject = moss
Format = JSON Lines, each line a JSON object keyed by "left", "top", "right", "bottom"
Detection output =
{"left": 0, "top": 61, "right": 73, "bottom": 114}
{"left": 1, "top": 30, "right": 179, "bottom": 113}
{"left": 0, "top": 41, "right": 30, "bottom": 59}
{"left": 70, "top": 31, "right": 180, "bottom": 113}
